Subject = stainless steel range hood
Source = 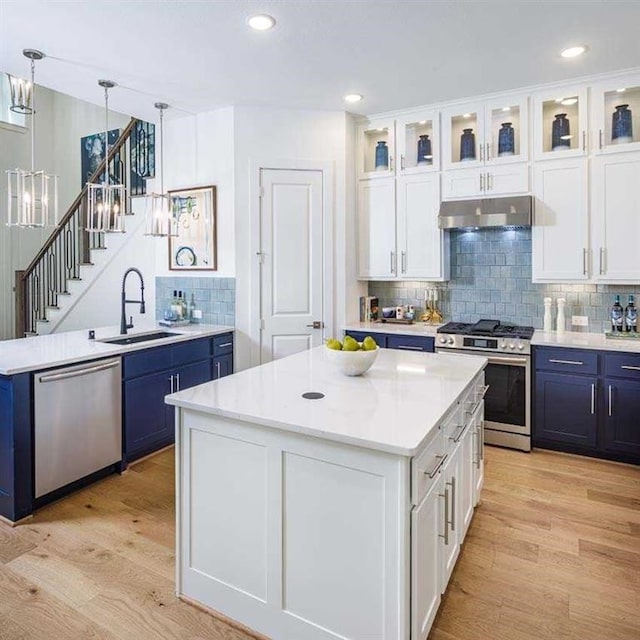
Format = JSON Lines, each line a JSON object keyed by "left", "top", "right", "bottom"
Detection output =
{"left": 438, "top": 195, "right": 532, "bottom": 230}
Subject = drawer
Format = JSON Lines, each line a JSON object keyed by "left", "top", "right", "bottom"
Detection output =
{"left": 604, "top": 352, "right": 640, "bottom": 380}
{"left": 387, "top": 335, "right": 434, "bottom": 353}
{"left": 344, "top": 331, "right": 387, "bottom": 348}
{"left": 535, "top": 347, "right": 598, "bottom": 375}
{"left": 213, "top": 333, "right": 234, "bottom": 356}
{"left": 171, "top": 338, "right": 212, "bottom": 367}
{"left": 123, "top": 345, "right": 172, "bottom": 379}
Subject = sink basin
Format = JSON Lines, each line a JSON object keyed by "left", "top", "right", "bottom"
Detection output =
{"left": 99, "top": 331, "right": 179, "bottom": 346}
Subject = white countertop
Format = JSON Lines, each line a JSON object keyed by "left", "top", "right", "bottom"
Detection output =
{"left": 344, "top": 322, "right": 442, "bottom": 337}
{"left": 0, "top": 323, "right": 234, "bottom": 375}
{"left": 166, "top": 346, "right": 487, "bottom": 457}
{"left": 531, "top": 330, "right": 640, "bottom": 353}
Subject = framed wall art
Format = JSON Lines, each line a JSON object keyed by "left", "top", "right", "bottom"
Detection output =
{"left": 168, "top": 185, "right": 217, "bottom": 271}
{"left": 81, "top": 128, "right": 121, "bottom": 187}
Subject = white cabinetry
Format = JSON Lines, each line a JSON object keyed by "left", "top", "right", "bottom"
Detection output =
{"left": 357, "top": 113, "right": 449, "bottom": 281}
{"left": 442, "top": 95, "right": 529, "bottom": 199}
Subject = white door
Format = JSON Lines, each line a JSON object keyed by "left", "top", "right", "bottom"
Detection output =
{"left": 259, "top": 169, "right": 324, "bottom": 363}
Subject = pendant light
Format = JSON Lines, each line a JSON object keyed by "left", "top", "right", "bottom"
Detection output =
{"left": 144, "top": 102, "right": 178, "bottom": 236}
{"left": 87, "top": 80, "right": 126, "bottom": 233}
{"left": 6, "top": 49, "right": 59, "bottom": 228}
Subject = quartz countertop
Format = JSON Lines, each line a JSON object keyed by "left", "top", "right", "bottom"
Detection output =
{"left": 531, "top": 330, "right": 640, "bottom": 353}
{"left": 344, "top": 322, "right": 442, "bottom": 337}
{"left": 0, "top": 323, "right": 234, "bottom": 375}
{"left": 166, "top": 346, "right": 487, "bottom": 457}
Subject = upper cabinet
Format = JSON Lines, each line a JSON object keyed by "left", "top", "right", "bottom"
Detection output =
{"left": 356, "top": 112, "right": 439, "bottom": 179}
{"left": 591, "top": 73, "right": 640, "bottom": 155}
{"left": 532, "top": 86, "right": 588, "bottom": 160}
{"left": 441, "top": 95, "right": 529, "bottom": 170}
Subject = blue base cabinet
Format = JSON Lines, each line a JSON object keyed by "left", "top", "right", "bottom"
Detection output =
{"left": 533, "top": 346, "right": 640, "bottom": 464}
{"left": 344, "top": 330, "right": 434, "bottom": 353}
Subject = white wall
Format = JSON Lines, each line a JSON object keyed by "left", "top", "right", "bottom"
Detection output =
{"left": 232, "top": 106, "right": 364, "bottom": 371}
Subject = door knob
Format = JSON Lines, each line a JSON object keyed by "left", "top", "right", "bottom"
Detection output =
{"left": 306, "top": 321, "right": 324, "bottom": 329}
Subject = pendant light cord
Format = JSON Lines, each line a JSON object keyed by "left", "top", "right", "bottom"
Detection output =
{"left": 159, "top": 105, "right": 165, "bottom": 194}
{"left": 104, "top": 84, "right": 109, "bottom": 188}
{"left": 30, "top": 58, "right": 35, "bottom": 175}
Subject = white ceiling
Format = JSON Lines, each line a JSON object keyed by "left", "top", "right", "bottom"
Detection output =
{"left": 1, "top": 0, "right": 640, "bottom": 121}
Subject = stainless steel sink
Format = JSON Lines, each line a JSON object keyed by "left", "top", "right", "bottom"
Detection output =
{"left": 98, "top": 330, "right": 179, "bottom": 346}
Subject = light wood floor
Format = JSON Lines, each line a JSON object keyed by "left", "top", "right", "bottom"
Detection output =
{"left": 1, "top": 447, "right": 638, "bottom": 640}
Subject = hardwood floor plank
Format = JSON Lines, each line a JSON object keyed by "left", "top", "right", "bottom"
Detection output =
{"left": 587, "top": 488, "right": 640, "bottom": 511}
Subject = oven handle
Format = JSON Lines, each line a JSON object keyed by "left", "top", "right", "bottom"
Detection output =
{"left": 487, "top": 355, "right": 529, "bottom": 366}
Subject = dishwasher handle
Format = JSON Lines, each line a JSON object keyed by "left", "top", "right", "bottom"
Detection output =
{"left": 38, "top": 358, "right": 121, "bottom": 383}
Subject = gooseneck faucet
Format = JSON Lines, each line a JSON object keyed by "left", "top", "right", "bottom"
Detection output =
{"left": 120, "top": 267, "right": 146, "bottom": 334}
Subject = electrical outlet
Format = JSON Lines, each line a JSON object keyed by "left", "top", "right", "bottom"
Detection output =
{"left": 193, "top": 309, "right": 203, "bottom": 319}
{"left": 571, "top": 315, "right": 588, "bottom": 327}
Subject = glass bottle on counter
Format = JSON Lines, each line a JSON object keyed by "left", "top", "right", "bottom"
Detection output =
{"left": 625, "top": 295, "right": 637, "bottom": 333}
{"left": 611, "top": 295, "right": 624, "bottom": 332}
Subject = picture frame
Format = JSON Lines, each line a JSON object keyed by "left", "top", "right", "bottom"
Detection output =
{"left": 168, "top": 185, "right": 217, "bottom": 271}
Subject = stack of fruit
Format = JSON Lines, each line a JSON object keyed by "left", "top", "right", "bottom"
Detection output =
{"left": 324, "top": 335, "right": 379, "bottom": 376}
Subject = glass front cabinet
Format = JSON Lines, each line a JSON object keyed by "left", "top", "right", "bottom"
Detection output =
{"left": 591, "top": 74, "right": 640, "bottom": 155}
{"left": 356, "top": 117, "right": 396, "bottom": 179}
{"left": 532, "top": 86, "right": 588, "bottom": 160}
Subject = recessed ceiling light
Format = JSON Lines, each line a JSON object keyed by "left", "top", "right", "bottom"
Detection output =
{"left": 561, "top": 97, "right": 578, "bottom": 106}
{"left": 555, "top": 98, "right": 563, "bottom": 103}
{"left": 344, "top": 93, "right": 363, "bottom": 103}
{"left": 560, "top": 45, "right": 588, "bottom": 58}
{"left": 617, "top": 88, "right": 626, "bottom": 93}
{"left": 419, "top": 120, "right": 427, "bottom": 124}
{"left": 463, "top": 113, "right": 471, "bottom": 118}
{"left": 247, "top": 14, "right": 276, "bottom": 31}
{"left": 502, "top": 107, "right": 511, "bottom": 112}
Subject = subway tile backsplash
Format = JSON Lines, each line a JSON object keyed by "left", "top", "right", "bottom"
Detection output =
{"left": 155, "top": 277, "right": 235, "bottom": 327}
{"left": 368, "top": 228, "right": 639, "bottom": 331}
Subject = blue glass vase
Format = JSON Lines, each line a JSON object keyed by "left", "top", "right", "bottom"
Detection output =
{"left": 552, "top": 113, "right": 571, "bottom": 151}
{"left": 498, "top": 122, "right": 515, "bottom": 156}
{"left": 460, "top": 128, "right": 476, "bottom": 161}
{"left": 612, "top": 104, "right": 633, "bottom": 144}
{"left": 417, "top": 134, "right": 432, "bottom": 165}
{"left": 375, "top": 140, "right": 389, "bottom": 171}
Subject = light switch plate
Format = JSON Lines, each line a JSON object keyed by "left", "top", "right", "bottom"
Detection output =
{"left": 571, "top": 315, "right": 589, "bottom": 327}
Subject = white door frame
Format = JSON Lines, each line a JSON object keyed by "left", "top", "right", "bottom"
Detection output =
{"left": 249, "top": 159, "right": 335, "bottom": 368}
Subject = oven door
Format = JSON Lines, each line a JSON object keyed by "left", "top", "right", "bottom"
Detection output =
{"left": 435, "top": 348, "right": 530, "bottom": 437}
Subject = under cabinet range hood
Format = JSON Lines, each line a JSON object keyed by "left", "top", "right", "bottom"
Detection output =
{"left": 438, "top": 195, "right": 532, "bottom": 230}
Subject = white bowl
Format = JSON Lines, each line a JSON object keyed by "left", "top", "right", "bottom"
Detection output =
{"left": 325, "top": 346, "right": 379, "bottom": 376}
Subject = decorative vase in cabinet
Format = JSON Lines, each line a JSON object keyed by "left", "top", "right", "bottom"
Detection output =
{"left": 460, "top": 128, "right": 476, "bottom": 161}
{"left": 375, "top": 141, "right": 389, "bottom": 171}
{"left": 498, "top": 122, "right": 515, "bottom": 156}
{"left": 612, "top": 104, "right": 633, "bottom": 144}
{"left": 551, "top": 113, "right": 571, "bottom": 151}
{"left": 417, "top": 134, "right": 433, "bottom": 165}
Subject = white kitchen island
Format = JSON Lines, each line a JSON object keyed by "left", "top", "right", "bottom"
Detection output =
{"left": 166, "top": 346, "right": 487, "bottom": 640}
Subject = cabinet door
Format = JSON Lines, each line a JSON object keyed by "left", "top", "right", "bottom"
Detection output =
{"left": 411, "top": 477, "right": 443, "bottom": 640}
{"left": 472, "top": 403, "right": 484, "bottom": 506}
{"left": 591, "top": 153, "right": 640, "bottom": 282}
{"left": 440, "top": 449, "right": 460, "bottom": 590}
{"left": 486, "top": 163, "right": 529, "bottom": 196}
{"left": 459, "top": 418, "right": 476, "bottom": 538}
{"left": 532, "top": 158, "right": 588, "bottom": 281}
{"left": 604, "top": 378, "right": 640, "bottom": 457}
{"left": 357, "top": 179, "right": 397, "bottom": 278}
{"left": 357, "top": 117, "right": 396, "bottom": 179}
{"left": 534, "top": 371, "right": 597, "bottom": 447}
{"left": 396, "top": 112, "right": 440, "bottom": 173}
{"left": 124, "top": 369, "right": 174, "bottom": 459}
{"left": 175, "top": 360, "right": 212, "bottom": 391}
{"left": 442, "top": 103, "right": 485, "bottom": 170}
{"left": 213, "top": 353, "right": 233, "bottom": 379}
{"left": 397, "top": 173, "right": 449, "bottom": 280}
{"left": 483, "top": 95, "right": 529, "bottom": 165}
{"left": 441, "top": 166, "right": 483, "bottom": 200}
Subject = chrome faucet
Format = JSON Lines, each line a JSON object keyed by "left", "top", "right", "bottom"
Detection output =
{"left": 120, "top": 267, "right": 146, "bottom": 334}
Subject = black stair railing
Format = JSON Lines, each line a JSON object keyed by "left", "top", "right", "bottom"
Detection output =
{"left": 15, "top": 117, "right": 142, "bottom": 337}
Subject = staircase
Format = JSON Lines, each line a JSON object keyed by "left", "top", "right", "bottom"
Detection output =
{"left": 14, "top": 118, "right": 149, "bottom": 337}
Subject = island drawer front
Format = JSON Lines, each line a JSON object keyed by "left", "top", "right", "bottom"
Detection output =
{"left": 535, "top": 347, "right": 598, "bottom": 375}
{"left": 411, "top": 429, "right": 446, "bottom": 506}
{"left": 213, "top": 333, "right": 234, "bottom": 356}
{"left": 344, "top": 331, "right": 387, "bottom": 348}
{"left": 604, "top": 353, "right": 640, "bottom": 380}
{"left": 172, "top": 338, "right": 212, "bottom": 367}
{"left": 123, "top": 346, "right": 172, "bottom": 379}
{"left": 387, "top": 335, "right": 435, "bottom": 353}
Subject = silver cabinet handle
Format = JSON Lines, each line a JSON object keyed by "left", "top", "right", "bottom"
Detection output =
{"left": 480, "top": 173, "right": 484, "bottom": 192}
{"left": 401, "top": 250, "right": 406, "bottom": 273}
{"left": 389, "top": 154, "right": 394, "bottom": 172}
{"left": 439, "top": 487, "right": 450, "bottom": 545}
{"left": 218, "top": 342, "right": 233, "bottom": 348}
{"left": 486, "top": 142, "right": 491, "bottom": 162}
{"left": 475, "top": 428, "right": 481, "bottom": 468}
{"left": 479, "top": 142, "right": 484, "bottom": 162}
{"left": 621, "top": 365, "right": 640, "bottom": 372}
{"left": 390, "top": 251, "right": 394, "bottom": 274}
{"left": 549, "top": 359, "right": 584, "bottom": 366}
{"left": 599, "top": 129, "right": 603, "bottom": 150}
{"left": 591, "top": 383, "right": 595, "bottom": 415}
{"left": 599, "top": 247, "right": 605, "bottom": 275}
{"left": 447, "top": 476, "right": 456, "bottom": 532}
{"left": 583, "top": 248, "right": 588, "bottom": 275}
{"left": 425, "top": 453, "right": 447, "bottom": 478}
{"left": 175, "top": 373, "right": 180, "bottom": 391}
{"left": 487, "top": 172, "right": 493, "bottom": 190}
{"left": 169, "top": 375, "right": 174, "bottom": 394}
{"left": 582, "top": 130, "right": 586, "bottom": 152}
{"left": 449, "top": 424, "right": 465, "bottom": 442}
{"left": 216, "top": 361, "right": 221, "bottom": 378}
{"left": 609, "top": 385, "right": 612, "bottom": 417}
{"left": 396, "top": 344, "right": 423, "bottom": 351}
{"left": 400, "top": 154, "right": 405, "bottom": 171}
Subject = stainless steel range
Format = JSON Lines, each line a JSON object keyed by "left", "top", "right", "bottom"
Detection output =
{"left": 436, "top": 319, "right": 534, "bottom": 452}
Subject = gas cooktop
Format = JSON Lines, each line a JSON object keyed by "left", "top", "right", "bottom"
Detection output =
{"left": 437, "top": 319, "right": 535, "bottom": 340}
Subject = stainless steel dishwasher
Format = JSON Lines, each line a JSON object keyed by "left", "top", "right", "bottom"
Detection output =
{"left": 34, "top": 357, "right": 122, "bottom": 498}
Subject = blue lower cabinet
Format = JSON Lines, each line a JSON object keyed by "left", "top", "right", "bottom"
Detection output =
{"left": 604, "top": 377, "right": 640, "bottom": 456}
{"left": 534, "top": 371, "right": 597, "bottom": 447}
{"left": 214, "top": 353, "right": 233, "bottom": 379}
